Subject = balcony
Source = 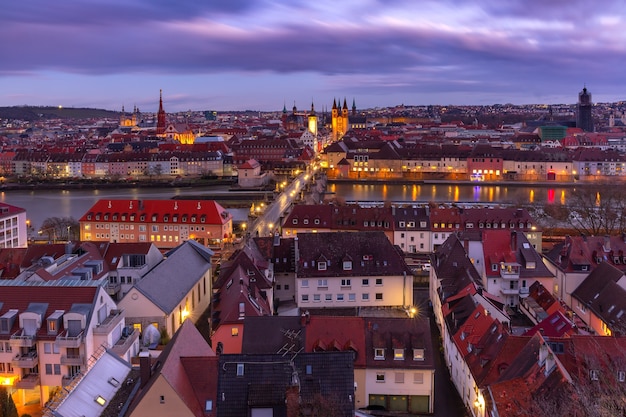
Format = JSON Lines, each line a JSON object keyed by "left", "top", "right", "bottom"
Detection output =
{"left": 93, "top": 309, "right": 123, "bottom": 335}
{"left": 60, "top": 354, "right": 85, "bottom": 366}
{"left": 9, "top": 330, "right": 36, "bottom": 348}
{"left": 56, "top": 330, "right": 83, "bottom": 348}
{"left": 106, "top": 281, "right": 121, "bottom": 296}
{"left": 11, "top": 351, "right": 38, "bottom": 368}
{"left": 14, "top": 374, "right": 39, "bottom": 389}
{"left": 500, "top": 286, "right": 520, "bottom": 296}
{"left": 110, "top": 328, "right": 139, "bottom": 357}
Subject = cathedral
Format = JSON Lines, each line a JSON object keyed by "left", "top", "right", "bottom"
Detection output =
{"left": 331, "top": 98, "right": 365, "bottom": 141}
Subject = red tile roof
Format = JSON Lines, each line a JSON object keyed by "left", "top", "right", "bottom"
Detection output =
{"left": 80, "top": 199, "right": 231, "bottom": 225}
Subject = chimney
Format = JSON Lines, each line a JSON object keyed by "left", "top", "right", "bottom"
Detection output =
{"left": 139, "top": 351, "right": 152, "bottom": 388}
{"left": 545, "top": 352, "right": 556, "bottom": 376}
{"left": 538, "top": 343, "right": 548, "bottom": 365}
{"left": 511, "top": 231, "right": 517, "bottom": 251}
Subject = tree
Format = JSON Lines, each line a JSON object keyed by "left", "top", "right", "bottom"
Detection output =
{"left": 0, "top": 387, "right": 18, "bottom": 417}
{"left": 39, "top": 216, "right": 79, "bottom": 242}
{"left": 538, "top": 182, "right": 626, "bottom": 236}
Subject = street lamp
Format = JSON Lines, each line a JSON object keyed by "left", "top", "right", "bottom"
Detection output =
{"left": 67, "top": 226, "right": 71, "bottom": 242}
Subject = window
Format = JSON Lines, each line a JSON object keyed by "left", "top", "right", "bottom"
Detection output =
{"left": 231, "top": 327, "right": 239, "bottom": 337}
{"left": 362, "top": 293, "right": 369, "bottom": 301}
{"left": 306, "top": 364, "right": 313, "bottom": 375}
{"left": 302, "top": 294, "right": 309, "bottom": 302}
{"left": 313, "top": 294, "right": 321, "bottom": 302}
{"left": 395, "top": 372, "right": 405, "bottom": 383}
{"left": 394, "top": 349, "right": 404, "bottom": 360}
{"left": 337, "top": 294, "right": 344, "bottom": 301}
{"left": 376, "top": 373, "right": 385, "bottom": 382}
{"left": 362, "top": 278, "right": 369, "bottom": 286}
{"left": 95, "top": 396, "right": 107, "bottom": 406}
{"left": 590, "top": 370, "right": 599, "bottom": 381}
{"left": 45, "top": 364, "right": 53, "bottom": 375}
{"left": 341, "top": 279, "right": 351, "bottom": 287}
{"left": 44, "top": 343, "right": 52, "bottom": 354}
{"left": 413, "top": 349, "right": 425, "bottom": 361}
{"left": 414, "top": 372, "right": 424, "bottom": 384}
{"left": 317, "top": 262, "right": 327, "bottom": 271}
{"left": 205, "top": 400, "right": 213, "bottom": 411}
{"left": 492, "top": 264, "right": 498, "bottom": 272}
{"left": 343, "top": 261, "right": 352, "bottom": 270}
{"left": 375, "top": 278, "right": 383, "bottom": 285}
{"left": 302, "top": 279, "right": 309, "bottom": 288}
{"left": 348, "top": 293, "right": 356, "bottom": 301}
{"left": 237, "top": 363, "right": 244, "bottom": 376}
{"left": 619, "top": 371, "right": 626, "bottom": 382}
{"left": 317, "top": 279, "right": 328, "bottom": 288}
{"left": 375, "top": 293, "right": 383, "bottom": 300}
{"left": 325, "top": 294, "right": 332, "bottom": 301}
{"left": 374, "top": 348, "right": 385, "bottom": 360}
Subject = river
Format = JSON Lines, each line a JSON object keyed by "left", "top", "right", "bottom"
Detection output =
{"left": 1, "top": 182, "right": 572, "bottom": 232}
{"left": 0, "top": 186, "right": 252, "bottom": 232}
{"left": 328, "top": 182, "right": 572, "bottom": 206}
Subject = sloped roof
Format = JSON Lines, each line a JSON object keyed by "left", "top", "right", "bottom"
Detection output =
{"left": 127, "top": 319, "right": 217, "bottom": 417}
{"left": 296, "top": 231, "right": 410, "bottom": 278}
{"left": 80, "top": 199, "right": 232, "bottom": 226}
{"left": 132, "top": 240, "right": 213, "bottom": 313}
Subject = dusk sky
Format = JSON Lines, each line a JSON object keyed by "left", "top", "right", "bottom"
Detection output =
{"left": 2, "top": 0, "right": 626, "bottom": 112}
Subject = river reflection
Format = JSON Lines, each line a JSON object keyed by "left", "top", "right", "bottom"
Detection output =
{"left": 329, "top": 182, "right": 572, "bottom": 206}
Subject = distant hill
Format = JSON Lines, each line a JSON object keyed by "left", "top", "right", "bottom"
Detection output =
{"left": 0, "top": 106, "right": 119, "bottom": 121}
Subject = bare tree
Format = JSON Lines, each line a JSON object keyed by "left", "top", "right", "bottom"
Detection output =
{"left": 40, "top": 216, "right": 79, "bottom": 242}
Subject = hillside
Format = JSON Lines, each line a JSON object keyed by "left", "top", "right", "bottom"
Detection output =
{"left": 0, "top": 106, "right": 119, "bottom": 121}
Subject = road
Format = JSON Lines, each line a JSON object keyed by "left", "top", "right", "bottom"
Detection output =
{"left": 249, "top": 167, "right": 317, "bottom": 237}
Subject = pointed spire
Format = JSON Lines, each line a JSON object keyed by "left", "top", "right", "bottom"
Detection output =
{"left": 343, "top": 97, "right": 348, "bottom": 109}
{"left": 310, "top": 100, "right": 315, "bottom": 115}
{"left": 158, "top": 89, "right": 164, "bottom": 112}
{"left": 332, "top": 98, "right": 337, "bottom": 109}
{"left": 283, "top": 101, "right": 287, "bottom": 114}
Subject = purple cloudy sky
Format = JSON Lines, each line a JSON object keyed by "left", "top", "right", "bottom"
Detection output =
{"left": 1, "top": 0, "right": 625, "bottom": 112}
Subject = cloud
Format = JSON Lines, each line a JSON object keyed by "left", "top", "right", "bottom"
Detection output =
{"left": 2, "top": 0, "right": 626, "bottom": 109}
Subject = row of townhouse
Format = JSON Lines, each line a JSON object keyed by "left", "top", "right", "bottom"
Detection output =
{"left": 211, "top": 231, "right": 413, "bottom": 328}
{"left": 0, "top": 202, "right": 28, "bottom": 249}
{"left": 206, "top": 230, "right": 435, "bottom": 414}
{"left": 282, "top": 203, "right": 541, "bottom": 254}
{"left": 8, "top": 150, "right": 229, "bottom": 178}
{"left": 543, "top": 234, "right": 626, "bottom": 335}
{"left": 321, "top": 138, "right": 626, "bottom": 181}
{"left": 51, "top": 319, "right": 354, "bottom": 417}
{"left": 430, "top": 230, "right": 626, "bottom": 416}
{"left": 0, "top": 238, "right": 216, "bottom": 408}
{"left": 78, "top": 199, "right": 233, "bottom": 251}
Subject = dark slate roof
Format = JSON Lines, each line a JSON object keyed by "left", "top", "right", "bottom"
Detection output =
{"left": 571, "top": 261, "right": 626, "bottom": 333}
{"left": 364, "top": 317, "right": 434, "bottom": 370}
{"left": 296, "top": 231, "right": 410, "bottom": 278}
{"left": 132, "top": 240, "right": 212, "bottom": 313}
{"left": 217, "top": 352, "right": 355, "bottom": 417}
{"left": 241, "top": 316, "right": 303, "bottom": 354}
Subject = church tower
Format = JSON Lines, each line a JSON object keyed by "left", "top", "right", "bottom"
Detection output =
{"left": 576, "top": 86, "right": 594, "bottom": 132}
{"left": 331, "top": 99, "right": 339, "bottom": 141}
{"left": 157, "top": 89, "right": 167, "bottom": 135}
{"left": 308, "top": 101, "right": 318, "bottom": 137}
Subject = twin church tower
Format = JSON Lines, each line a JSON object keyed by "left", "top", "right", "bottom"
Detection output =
{"left": 282, "top": 97, "right": 364, "bottom": 141}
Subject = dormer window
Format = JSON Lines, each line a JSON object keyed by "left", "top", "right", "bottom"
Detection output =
{"left": 303, "top": 219, "right": 309, "bottom": 225}
{"left": 343, "top": 261, "right": 352, "bottom": 271}
{"left": 374, "top": 348, "right": 385, "bottom": 360}
{"left": 491, "top": 264, "right": 498, "bottom": 272}
{"left": 413, "top": 349, "right": 425, "bottom": 361}
{"left": 393, "top": 349, "right": 405, "bottom": 360}
{"left": 318, "top": 262, "right": 327, "bottom": 271}
{"left": 152, "top": 215, "right": 157, "bottom": 222}
{"left": 314, "top": 219, "right": 320, "bottom": 225}
{"left": 292, "top": 219, "right": 298, "bottom": 225}
{"left": 399, "top": 221, "right": 405, "bottom": 228}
